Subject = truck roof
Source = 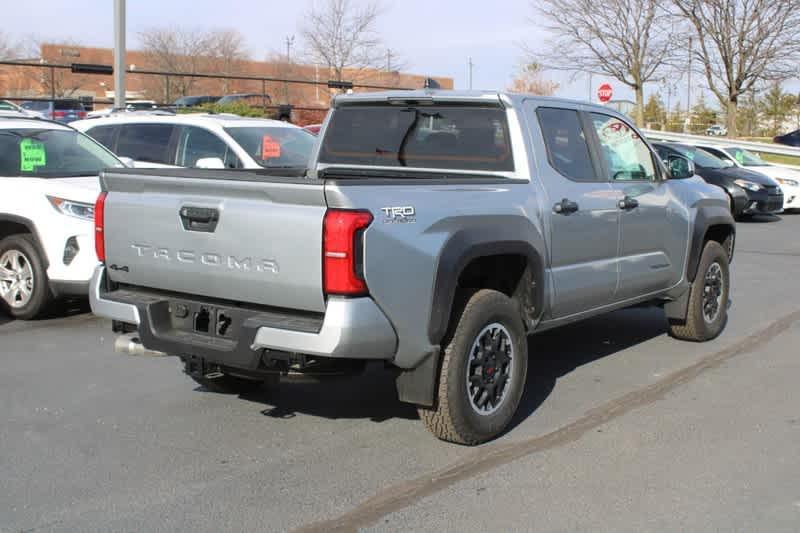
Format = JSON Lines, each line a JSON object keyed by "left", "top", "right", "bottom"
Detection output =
{"left": 333, "top": 90, "right": 618, "bottom": 115}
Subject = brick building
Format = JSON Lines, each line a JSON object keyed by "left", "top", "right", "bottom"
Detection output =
{"left": 0, "top": 43, "right": 453, "bottom": 114}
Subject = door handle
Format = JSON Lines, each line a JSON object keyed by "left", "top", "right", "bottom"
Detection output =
{"left": 618, "top": 196, "right": 639, "bottom": 210}
{"left": 179, "top": 206, "right": 220, "bottom": 232}
{"left": 553, "top": 198, "right": 579, "bottom": 215}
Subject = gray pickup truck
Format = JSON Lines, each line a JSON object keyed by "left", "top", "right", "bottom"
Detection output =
{"left": 90, "top": 91, "right": 735, "bottom": 445}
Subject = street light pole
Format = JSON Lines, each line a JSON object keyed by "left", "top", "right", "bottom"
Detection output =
{"left": 468, "top": 57, "right": 474, "bottom": 90}
{"left": 113, "top": 0, "right": 126, "bottom": 108}
{"left": 284, "top": 35, "right": 294, "bottom": 103}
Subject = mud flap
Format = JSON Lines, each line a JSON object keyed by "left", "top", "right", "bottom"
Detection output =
{"left": 395, "top": 349, "right": 439, "bottom": 406}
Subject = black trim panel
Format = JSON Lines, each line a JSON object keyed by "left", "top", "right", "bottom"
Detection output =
{"left": 0, "top": 214, "right": 49, "bottom": 269}
{"left": 428, "top": 217, "right": 545, "bottom": 345}
{"left": 688, "top": 205, "right": 735, "bottom": 282}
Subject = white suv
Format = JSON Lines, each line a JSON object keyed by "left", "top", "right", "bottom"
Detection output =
{"left": 0, "top": 115, "right": 125, "bottom": 318}
{"left": 72, "top": 113, "right": 315, "bottom": 170}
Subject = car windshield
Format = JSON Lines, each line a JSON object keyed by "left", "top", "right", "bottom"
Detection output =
{"left": 224, "top": 126, "right": 315, "bottom": 168}
{"left": 668, "top": 145, "right": 732, "bottom": 169}
{"left": 22, "top": 101, "right": 49, "bottom": 111}
{"left": 0, "top": 128, "right": 123, "bottom": 177}
{"left": 0, "top": 100, "right": 20, "bottom": 111}
{"left": 726, "top": 147, "right": 768, "bottom": 167}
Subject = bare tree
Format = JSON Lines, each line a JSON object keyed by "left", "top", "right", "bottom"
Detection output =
{"left": 0, "top": 30, "right": 22, "bottom": 59}
{"left": 208, "top": 29, "right": 248, "bottom": 93}
{"left": 301, "top": 0, "right": 385, "bottom": 82}
{"left": 535, "top": 0, "right": 676, "bottom": 126}
{"left": 672, "top": 0, "right": 800, "bottom": 137}
{"left": 507, "top": 62, "right": 559, "bottom": 96}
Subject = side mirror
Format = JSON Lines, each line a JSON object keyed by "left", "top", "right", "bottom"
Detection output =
{"left": 666, "top": 155, "right": 694, "bottom": 179}
{"left": 195, "top": 157, "right": 225, "bottom": 169}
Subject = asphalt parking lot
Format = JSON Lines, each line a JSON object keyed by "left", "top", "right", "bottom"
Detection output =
{"left": 2, "top": 214, "right": 800, "bottom": 532}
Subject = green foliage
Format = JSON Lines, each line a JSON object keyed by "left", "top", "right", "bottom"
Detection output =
{"left": 178, "top": 101, "right": 267, "bottom": 118}
{"left": 688, "top": 94, "right": 718, "bottom": 134}
{"left": 643, "top": 93, "right": 666, "bottom": 128}
{"left": 760, "top": 82, "right": 795, "bottom": 136}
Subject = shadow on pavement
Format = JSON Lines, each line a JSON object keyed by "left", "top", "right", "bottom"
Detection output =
{"left": 738, "top": 214, "right": 782, "bottom": 223}
{"left": 506, "top": 306, "right": 668, "bottom": 434}
{"left": 217, "top": 306, "right": 668, "bottom": 429}
{"left": 0, "top": 298, "right": 91, "bottom": 328}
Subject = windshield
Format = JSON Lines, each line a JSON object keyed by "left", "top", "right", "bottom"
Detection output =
{"left": 0, "top": 128, "right": 123, "bottom": 177}
{"left": 667, "top": 145, "right": 732, "bottom": 169}
{"left": 224, "top": 126, "right": 315, "bottom": 168}
{"left": 726, "top": 147, "right": 768, "bottom": 167}
{"left": 318, "top": 104, "right": 514, "bottom": 172}
{"left": 0, "top": 100, "right": 20, "bottom": 111}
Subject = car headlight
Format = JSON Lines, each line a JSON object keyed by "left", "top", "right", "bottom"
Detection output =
{"left": 47, "top": 196, "right": 95, "bottom": 221}
{"left": 775, "top": 177, "right": 799, "bottom": 187}
{"left": 733, "top": 179, "right": 762, "bottom": 192}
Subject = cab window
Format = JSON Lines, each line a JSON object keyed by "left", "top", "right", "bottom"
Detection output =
{"left": 536, "top": 107, "right": 598, "bottom": 181}
{"left": 590, "top": 113, "right": 656, "bottom": 181}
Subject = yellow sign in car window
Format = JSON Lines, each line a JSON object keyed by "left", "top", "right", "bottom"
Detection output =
{"left": 20, "top": 138, "right": 47, "bottom": 171}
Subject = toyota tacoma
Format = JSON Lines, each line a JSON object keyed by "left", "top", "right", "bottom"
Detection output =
{"left": 90, "top": 91, "right": 735, "bottom": 444}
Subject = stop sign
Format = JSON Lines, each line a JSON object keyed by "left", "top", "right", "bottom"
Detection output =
{"left": 597, "top": 83, "right": 613, "bottom": 103}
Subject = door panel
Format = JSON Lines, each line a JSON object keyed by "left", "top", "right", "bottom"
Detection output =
{"left": 588, "top": 113, "right": 686, "bottom": 299}
{"left": 527, "top": 104, "right": 620, "bottom": 318}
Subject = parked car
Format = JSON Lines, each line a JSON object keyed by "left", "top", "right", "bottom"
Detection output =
{"left": 653, "top": 142, "right": 783, "bottom": 217}
{"left": 173, "top": 95, "right": 220, "bottom": 108}
{"left": 773, "top": 129, "right": 800, "bottom": 147}
{"left": 705, "top": 124, "right": 727, "bottom": 136}
{"left": 217, "top": 93, "right": 272, "bottom": 107}
{"left": 89, "top": 90, "right": 736, "bottom": 445}
{"left": 86, "top": 100, "right": 159, "bottom": 118}
{"left": 0, "top": 115, "right": 126, "bottom": 318}
{"left": 20, "top": 99, "right": 87, "bottom": 123}
{"left": 694, "top": 144, "right": 800, "bottom": 212}
{"left": 72, "top": 113, "right": 315, "bottom": 170}
{"left": 0, "top": 100, "right": 26, "bottom": 113}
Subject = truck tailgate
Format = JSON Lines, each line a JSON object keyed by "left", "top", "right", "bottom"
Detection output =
{"left": 100, "top": 170, "right": 327, "bottom": 313}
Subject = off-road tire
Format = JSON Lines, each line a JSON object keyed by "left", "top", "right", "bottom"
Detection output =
{"left": 189, "top": 373, "right": 274, "bottom": 394}
{"left": 669, "top": 240, "right": 729, "bottom": 342}
{"left": 0, "top": 234, "right": 53, "bottom": 320}
{"left": 419, "top": 289, "right": 528, "bottom": 445}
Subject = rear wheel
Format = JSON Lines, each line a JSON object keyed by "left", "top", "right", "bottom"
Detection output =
{"left": 669, "top": 241, "right": 729, "bottom": 341}
{"left": 0, "top": 235, "right": 53, "bottom": 319}
{"left": 419, "top": 289, "right": 528, "bottom": 445}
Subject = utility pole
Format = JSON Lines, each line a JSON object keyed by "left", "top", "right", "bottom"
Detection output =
{"left": 468, "top": 57, "right": 474, "bottom": 90}
{"left": 386, "top": 48, "right": 392, "bottom": 72}
{"left": 113, "top": 0, "right": 126, "bottom": 108}
{"left": 284, "top": 35, "right": 294, "bottom": 104}
{"left": 588, "top": 72, "right": 593, "bottom": 101}
{"left": 686, "top": 36, "right": 692, "bottom": 132}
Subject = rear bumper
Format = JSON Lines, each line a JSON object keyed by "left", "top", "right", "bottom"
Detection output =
{"left": 88, "top": 266, "right": 397, "bottom": 367}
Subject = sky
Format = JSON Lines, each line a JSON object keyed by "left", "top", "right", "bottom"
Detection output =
{"left": 2, "top": 0, "right": 680, "bottom": 107}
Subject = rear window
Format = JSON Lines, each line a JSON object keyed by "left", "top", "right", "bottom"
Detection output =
{"left": 318, "top": 104, "right": 514, "bottom": 172}
{"left": 22, "top": 101, "right": 49, "bottom": 111}
{"left": 55, "top": 100, "right": 84, "bottom": 110}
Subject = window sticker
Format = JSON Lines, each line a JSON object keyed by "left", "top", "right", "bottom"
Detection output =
{"left": 261, "top": 135, "right": 281, "bottom": 159}
{"left": 734, "top": 150, "right": 744, "bottom": 164}
{"left": 20, "top": 138, "right": 47, "bottom": 171}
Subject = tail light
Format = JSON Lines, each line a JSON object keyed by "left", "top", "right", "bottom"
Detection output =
{"left": 78, "top": 111, "right": 87, "bottom": 118}
{"left": 94, "top": 192, "right": 107, "bottom": 263}
{"left": 52, "top": 110, "right": 66, "bottom": 119}
{"left": 323, "top": 209, "right": 373, "bottom": 295}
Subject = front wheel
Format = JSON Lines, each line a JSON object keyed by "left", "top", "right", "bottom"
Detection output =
{"left": 669, "top": 241, "right": 730, "bottom": 342}
{"left": 419, "top": 289, "right": 528, "bottom": 445}
{"left": 0, "top": 235, "right": 53, "bottom": 319}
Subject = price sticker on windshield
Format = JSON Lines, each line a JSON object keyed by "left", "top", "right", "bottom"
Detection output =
{"left": 262, "top": 135, "right": 281, "bottom": 159}
{"left": 20, "top": 138, "right": 47, "bottom": 171}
